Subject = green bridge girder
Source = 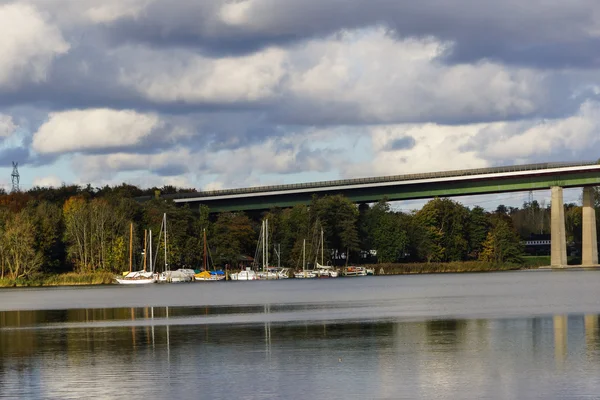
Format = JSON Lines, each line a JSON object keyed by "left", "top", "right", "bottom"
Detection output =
{"left": 165, "top": 167, "right": 600, "bottom": 213}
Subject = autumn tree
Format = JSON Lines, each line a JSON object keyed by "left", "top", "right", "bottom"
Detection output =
{"left": 479, "top": 217, "right": 524, "bottom": 264}
{"left": 0, "top": 211, "right": 43, "bottom": 279}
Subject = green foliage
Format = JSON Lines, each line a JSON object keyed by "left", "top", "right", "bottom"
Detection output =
{"left": 479, "top": 217, "right": 525, "bottom": 264}
{"left": 415, "top": 198, "right": 469, "bottom": 262}
{"left": 311, "top": 195, "right": 360, "bottom": 263}
{"left": 0, "top": 182, "right": 571, "bottom": 282}
{"left": 467, "top": 206, "right": 490, "bottom": 259}
{"left": 362, "top": 200, "right": 408, "bottom": 263}
{"left": 212, "top": 212, "right": 255, "bottom": 267}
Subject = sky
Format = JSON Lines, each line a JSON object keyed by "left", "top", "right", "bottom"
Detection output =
{"left": 1, "top": 0, "right": 599, "bottom": 210}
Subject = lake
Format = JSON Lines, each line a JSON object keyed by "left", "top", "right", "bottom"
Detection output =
{"left": 1, "top": 270, "right": 600, "bottom": 399}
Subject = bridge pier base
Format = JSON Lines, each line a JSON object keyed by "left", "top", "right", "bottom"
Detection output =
{"left": 550, "top": 186, "right": 568, "bottom": 268}
{"left": 581, "top": 187, "right": 598, "bottom": 267}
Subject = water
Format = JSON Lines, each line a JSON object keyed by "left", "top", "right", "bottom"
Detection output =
{"left": 1, "top": 270, "right": 600, "bottom": 399}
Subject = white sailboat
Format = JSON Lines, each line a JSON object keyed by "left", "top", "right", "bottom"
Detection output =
{"left": 231, "top": 220, "right": 267, "bottom": 281}
{"left": 294, "top": 239, "right": 316, "bottom": 279}
{"left": 116, "top": 224, "right": 157, "bottom": 285}
{"left": 314, "top": 228, "right": 338, "bottom": 278}
{"left": 156, "top": 213, "right": 192, "bottom": 283}
{"left": 256, "top": 219, "right": 281, "bottom": 280}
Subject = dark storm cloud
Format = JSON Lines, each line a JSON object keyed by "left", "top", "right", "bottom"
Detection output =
{"left": 151, "top": 164, "right": 189, "bottom": 176}
{"left": 96, "top": 0, "right": 600, "bottom": 68}
{"left": 0, "top": 146, "right": 32, "bottom": 166}
{"left": 384, "top": 136, "right": 416, "bottom": 151}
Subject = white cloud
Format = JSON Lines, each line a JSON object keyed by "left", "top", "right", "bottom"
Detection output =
{"left": 203, "top": 133, "right": 332, "bottom": 186}
{"left": 479, "top": 100, "right": 600, "bottom": 160}
{"left": 117, "top": 27, "right": 547, "bottom": 124}
{"left": 0, "top": 3, "right": 69, "bottom": 88}
{"left": 0, "top": 114, "right": 16, "bottom": 138}
{"left": 32, "top": 175, "right": 62, "bottom": 188}
{"left": 32, "top": 108, "right": 161, "bottom": 154}
{"left": 286, "top": 28, "right": 545, "bottom": 123}
{"left": 120, "top": 47, "right": 287, "bottom": 103}
{"left": 219, "top": 0, "right": 254, "bottom": 26}
{"left": 71, "top": 147, "right": 195, "bottom": 182}
{"left": 342, "top": 123, "right": 489, "bottom": 179}
{"left": 85, "top": 0, "right": 153, "bottom": 23}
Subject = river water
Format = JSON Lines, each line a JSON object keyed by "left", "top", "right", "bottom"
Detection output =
{"left": 1, "top": 270, "right": 600, "bottom": 399}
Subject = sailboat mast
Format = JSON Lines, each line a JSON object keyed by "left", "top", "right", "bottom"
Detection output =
{"left": 129, "top": 222, "right": 133, "bottom": 273}
{"left": 321, "top": 228, "right": 324, "bottom": 265}
{"left": 278, "top": 243, "right": 280, "bottom": 268}
{"left": 262, "top": 220, "right": 265, "bottom": 272}
{"left": 163, "top": 213, "right": 168, "bottom": 272}
{"left": 303, "top": 239, "right": 306, "bottom": 272}
{"left": 266, "top": 219, "right": 269, "bottom": 270}
{"left": 149, "top": 230, "right": 153, "bottom": 272}
{"left": 143, "top": 229, "right": 147, "bottom": 272}
{"left": 203, "top": 228, "right": 208, "bottom": 271}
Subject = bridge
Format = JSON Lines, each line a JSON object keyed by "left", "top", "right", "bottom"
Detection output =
{"left": 149, "top": 161, "right": 600, "bottom": 269}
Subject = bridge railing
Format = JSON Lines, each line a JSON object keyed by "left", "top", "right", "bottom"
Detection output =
{"left": 165, "top": 160, "right": 598, "bottom": 200}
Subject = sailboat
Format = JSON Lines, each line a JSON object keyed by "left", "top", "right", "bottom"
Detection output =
{"left": 314, "top": 228, "right": 338, "bottom": 278}
{"left": 294, "top": 239, "right": 316, "bottom": 279}
{"left": 156, "top": 213, "right": 192, "bottom": 283}
{"left": 194, "top": 229, "right": 225, "bottom": 281}
{"left": 256, "top": 219, "right": 279, "bottom": 280}
{"left": 116, "top": 223, "right": 157, "bottom": 284}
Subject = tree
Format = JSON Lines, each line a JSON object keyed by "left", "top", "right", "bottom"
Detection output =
{"left": 23, "top": 201, "right": 65, "bottom": 273}
{"left": 63, "top": 196, "right": 90, "bottom": 271}
{"left": 212, "top": 212, "right": 255, "bottom": 267}
{"left": 372, "top": 212, "right": 408, "bottom": 263}
{"left": 467, "top": 206, "right": 490, "bottom": 259}
{"left": 311, "top": 195, "right": 360, "bottom": 264}
{"left": 415, "top": 198, "right": 469, "bottom": 262}
{"left": 479, "top": 218, "right": 524, "bottom": 264}
{"left": 0, "top": 211, "right": 43, "bottom": 279}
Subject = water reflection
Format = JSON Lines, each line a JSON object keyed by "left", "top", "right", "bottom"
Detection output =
{"left": 1, "top": 310, "right": 600, "bottom": 399}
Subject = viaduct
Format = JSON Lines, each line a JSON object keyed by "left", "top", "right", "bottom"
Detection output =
{"left": 145, "top": 161, "right": 600, "bottom": 269}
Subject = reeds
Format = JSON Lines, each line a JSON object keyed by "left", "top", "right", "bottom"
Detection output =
{"left": 0, "top": 271, "right": 115, "bottom": 287}
{"left": 370, "top": 261, "right": 524, "bottom": 275}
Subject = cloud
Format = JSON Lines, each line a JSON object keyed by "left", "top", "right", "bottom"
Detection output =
{"left": 0, "top": 114, "right": 16, "bottom": 137}
{"left": 32, "top": 108, "right": 161, "bottom": 154}
{"left": 1, "top": 0, "right": 600, "bottom": 193}
{"left": 71, "top": 147, "right": 196, "bottom": 182}
{"left": 0, "top": 3, "right": 69, "bottom": 89}
{"left": 116, "top": 28, "right": 553, "bottom": 125}
{"left": 120, "top": 47, "right": 287, "bottom": 104}
{"left": 32, "top": 175, "right": 62, "bottom": 187}
{"left": 84, "top": 0, "right": 153, "bottom": 23}
{"left": 61, "top": 0, "right": 600, "bottom": 69}
{"left": 475, "top": 100, "right": 600, "bottom": 162}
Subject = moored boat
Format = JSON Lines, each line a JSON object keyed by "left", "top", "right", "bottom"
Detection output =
{"left": 314, "top": 263, "right": 339, "bottom": 278}
{"left": 342, "top": 266, "right": 367, "bottom": 277}
{"left": 116, "top": 271, "right": 157, "bottom": 284}
{"left": 230, "top": 267, "right": 259, "bottom": 280}
{"left": 116, "top": 223, "right": 157, "bottom": 285}
{"left": 193, "top": 229, "right": 226, "bottom": 282}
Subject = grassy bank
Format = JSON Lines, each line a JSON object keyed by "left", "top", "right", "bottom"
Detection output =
{"left": 0, "top": 271, "right": 115, "bottom": 288}
{"left": 369, "top": 261, "right": 525, "bottom": 275}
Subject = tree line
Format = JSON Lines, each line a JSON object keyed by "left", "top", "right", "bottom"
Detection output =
{"left": 0, "top": 183, "right": 597, "bottom": 279}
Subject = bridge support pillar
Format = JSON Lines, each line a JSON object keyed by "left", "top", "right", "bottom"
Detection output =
{"left": 550, "top": 186, "right": 567, "bottom": 268}
{"left": 581, "top": 187, "right": 598, "bottom": 266}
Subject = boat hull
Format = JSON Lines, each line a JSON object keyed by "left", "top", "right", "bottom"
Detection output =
{"left": 116, "top": 278, "right": 156, "bottom": 285}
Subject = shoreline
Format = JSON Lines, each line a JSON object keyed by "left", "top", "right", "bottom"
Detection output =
{"left": 0, "top": 262, "right": 538, "bottom": 288}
